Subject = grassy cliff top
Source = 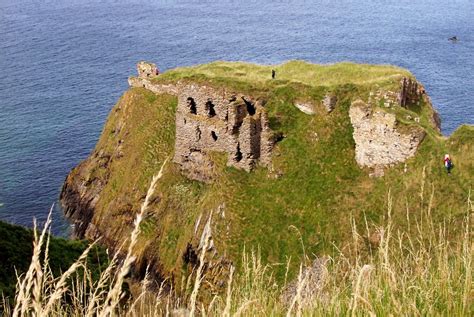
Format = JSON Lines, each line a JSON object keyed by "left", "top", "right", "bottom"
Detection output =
{"left": 155, "top": 60, "right": 413, "bottom": 90}
{"left": 63, "top": 60, "right": 472, "bottom": 297}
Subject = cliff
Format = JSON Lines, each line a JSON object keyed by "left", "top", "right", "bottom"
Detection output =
{"left": 60, "top": 60, "right": 473, "bottom": 292}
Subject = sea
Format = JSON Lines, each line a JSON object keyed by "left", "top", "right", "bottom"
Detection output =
{"left": 0, "top": 0, "right": 473, "bottom": 235}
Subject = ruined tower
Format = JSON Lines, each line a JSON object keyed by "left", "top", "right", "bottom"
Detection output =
{"left": 128, "top": 62, "right": 275, "bottom": 183}
{"left": 173, "top": 85, "right": 274, "bottom": 182}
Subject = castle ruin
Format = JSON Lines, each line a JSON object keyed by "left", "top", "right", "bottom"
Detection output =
{"left": 129, "top": 61, "right": 275, "bottom": 182}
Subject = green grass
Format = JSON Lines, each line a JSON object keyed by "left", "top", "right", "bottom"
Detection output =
{"left": 157, "top": 60, "right": 412, "bottom": 90}
{"left": 0, "top": 220, "right": 108, "bottom": 302}
{"left": 5, "top": 182, "right": 472, "bottom": 316}
{"left": 65, "top": 61, "right": 473, "bottom": 294}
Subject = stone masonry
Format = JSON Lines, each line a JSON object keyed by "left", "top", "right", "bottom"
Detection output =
{"left": 137, "top": 61, "right": 160, "bottom": 78}
{"left": 369, "top": 77, "right": 427, "bottom": 108}
{"left": 349, "top": 100, "right": 425, "bottom": 172}
{"left": 129, "top": 62, "right": 275, "bottom": 182}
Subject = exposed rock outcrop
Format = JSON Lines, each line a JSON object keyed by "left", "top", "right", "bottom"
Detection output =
{"left": 280, "top": 257, "right": 329, "bottom": 309}
{"left": 349, "top": 100, "right": 425, "bottom": 174}
{"left": 60, "top": 151, "right": 111, "bottom": 238}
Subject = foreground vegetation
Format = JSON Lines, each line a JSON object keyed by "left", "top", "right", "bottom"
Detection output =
{"left": 0, "top": 217, "right": 108, "bottom": 305}
{"left": 3, "top": 167, "right": 472, "bottom": 316}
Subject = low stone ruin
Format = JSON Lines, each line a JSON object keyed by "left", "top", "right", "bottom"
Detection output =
{"left": 399, "top": 77, "right": 425, "bottom": 107}
{"left": 129, "top": 62, "right": 275, "bottom": 182}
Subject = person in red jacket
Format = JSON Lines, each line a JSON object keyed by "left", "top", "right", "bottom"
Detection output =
{"left": 444, "top": 154, "right": 453, "bottom": 174}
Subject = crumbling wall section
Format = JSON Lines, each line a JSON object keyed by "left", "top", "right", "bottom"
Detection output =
{"left": 137, "top": 61, "right": 159, "bottom": 79}
{"left": 349, "top": 100, "right": 425, "bottom": 172}
{"left": 369, "top": 77, "right": 427, "bottom": 108}
{"left": 398, "top": 77, "right": 424, "bottom": 108}
{"left": 174, "top": 85, "right": 273, "bottom": 181}
{"left": 129, "top": 69, "right": 275, "bottom": 182}
{"left": 128, "top": 76, "right": 179, "bottom": 95}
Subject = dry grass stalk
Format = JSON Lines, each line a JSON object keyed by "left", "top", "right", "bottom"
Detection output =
{"left": 223, "top": 265, "right": 235, "bottom": 317}
{"left": 99, "top": 158, "right": 168, "bottom": 317}
{"left": 12, "top": 209, "right": 52, "bottom": 317}
{"left": 189, "top": 210, "right": 213, "bottom": 317}
{"left": 4, "top": 174, "right": 472, "bottom": 316}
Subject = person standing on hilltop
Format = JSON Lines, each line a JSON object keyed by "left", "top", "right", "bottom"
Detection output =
{"left": 444, "top": 154, "right": 453, "bottom": 174}
{"left": 272, "top": 69, "right": 276, "bottom": 79}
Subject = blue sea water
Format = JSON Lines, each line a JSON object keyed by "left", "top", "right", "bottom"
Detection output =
{"left": 0, "top": 0, "right": 473, "bottom": 235}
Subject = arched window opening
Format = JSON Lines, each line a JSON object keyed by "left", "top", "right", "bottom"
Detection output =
{"left": 187, "top": 97, "right": 197, "bottom": 114}
{"left": 211, "top": 131, "right": 218, "bottom": 141}
{"left": 205, "top": 100, "right": 216, "bottom": 117}
{"left": 241, "top": 97, "right": 256, "bottom": 115}
{"left": 234, "top": 143, "right": 243, "bottom": 162}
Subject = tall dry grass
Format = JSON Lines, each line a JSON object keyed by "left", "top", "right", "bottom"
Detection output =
{"left": 3, "top": 183, "right": 472, "bottom": 316}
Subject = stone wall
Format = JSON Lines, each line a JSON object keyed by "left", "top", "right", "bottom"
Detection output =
{"left": 128, "top": 76, "right": 179, "bottom": 95}
{"left": 349, "top": 100, "right": 425, "bottom": 173}
{"left": 174, "top": 85, "right": 274, "bottom": 181}
{"left": 137, "top": 61, "right": 159, "bottom": 78}
{"left": 398, "top": 77, "right": 424, "bottom": 108}
{"left": 368, "top": 77, "right": 441, "bottom": 133}
{"left": 129, "top": 65, "right": 275, "bottom": 182}
{"left": 369, "top": 77, "right": 427, "bottom": 108}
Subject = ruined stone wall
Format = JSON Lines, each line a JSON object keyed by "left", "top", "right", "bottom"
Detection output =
{"left": 398, "top": 77, "right": 424, "bottom": 108}
{"left": 174, "top": 85, "right": 273, "bottom": 181}
{"left": 128, "top": 76, "right": 180, "bottom": 95}
{"left": 137, "top": 61, "right": 159, "bottom": 78}
{"left": 129, "top": 68, "right": 274, "bottom": 182}
{"left": 369, "top": 77, "right": 427, "bottom": 108}
{"left": 349, "top": 100, "right": 425, "bottom": 173}
{"left": 367, "top": 77, "right": 441, "bottom": 132}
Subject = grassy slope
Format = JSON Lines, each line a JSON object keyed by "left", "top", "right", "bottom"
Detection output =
{"left": 79, "top": 61, "right": 472, "bottom": 286}
{"left": 0, "top": 220, "right": 108, "bottom": 300}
